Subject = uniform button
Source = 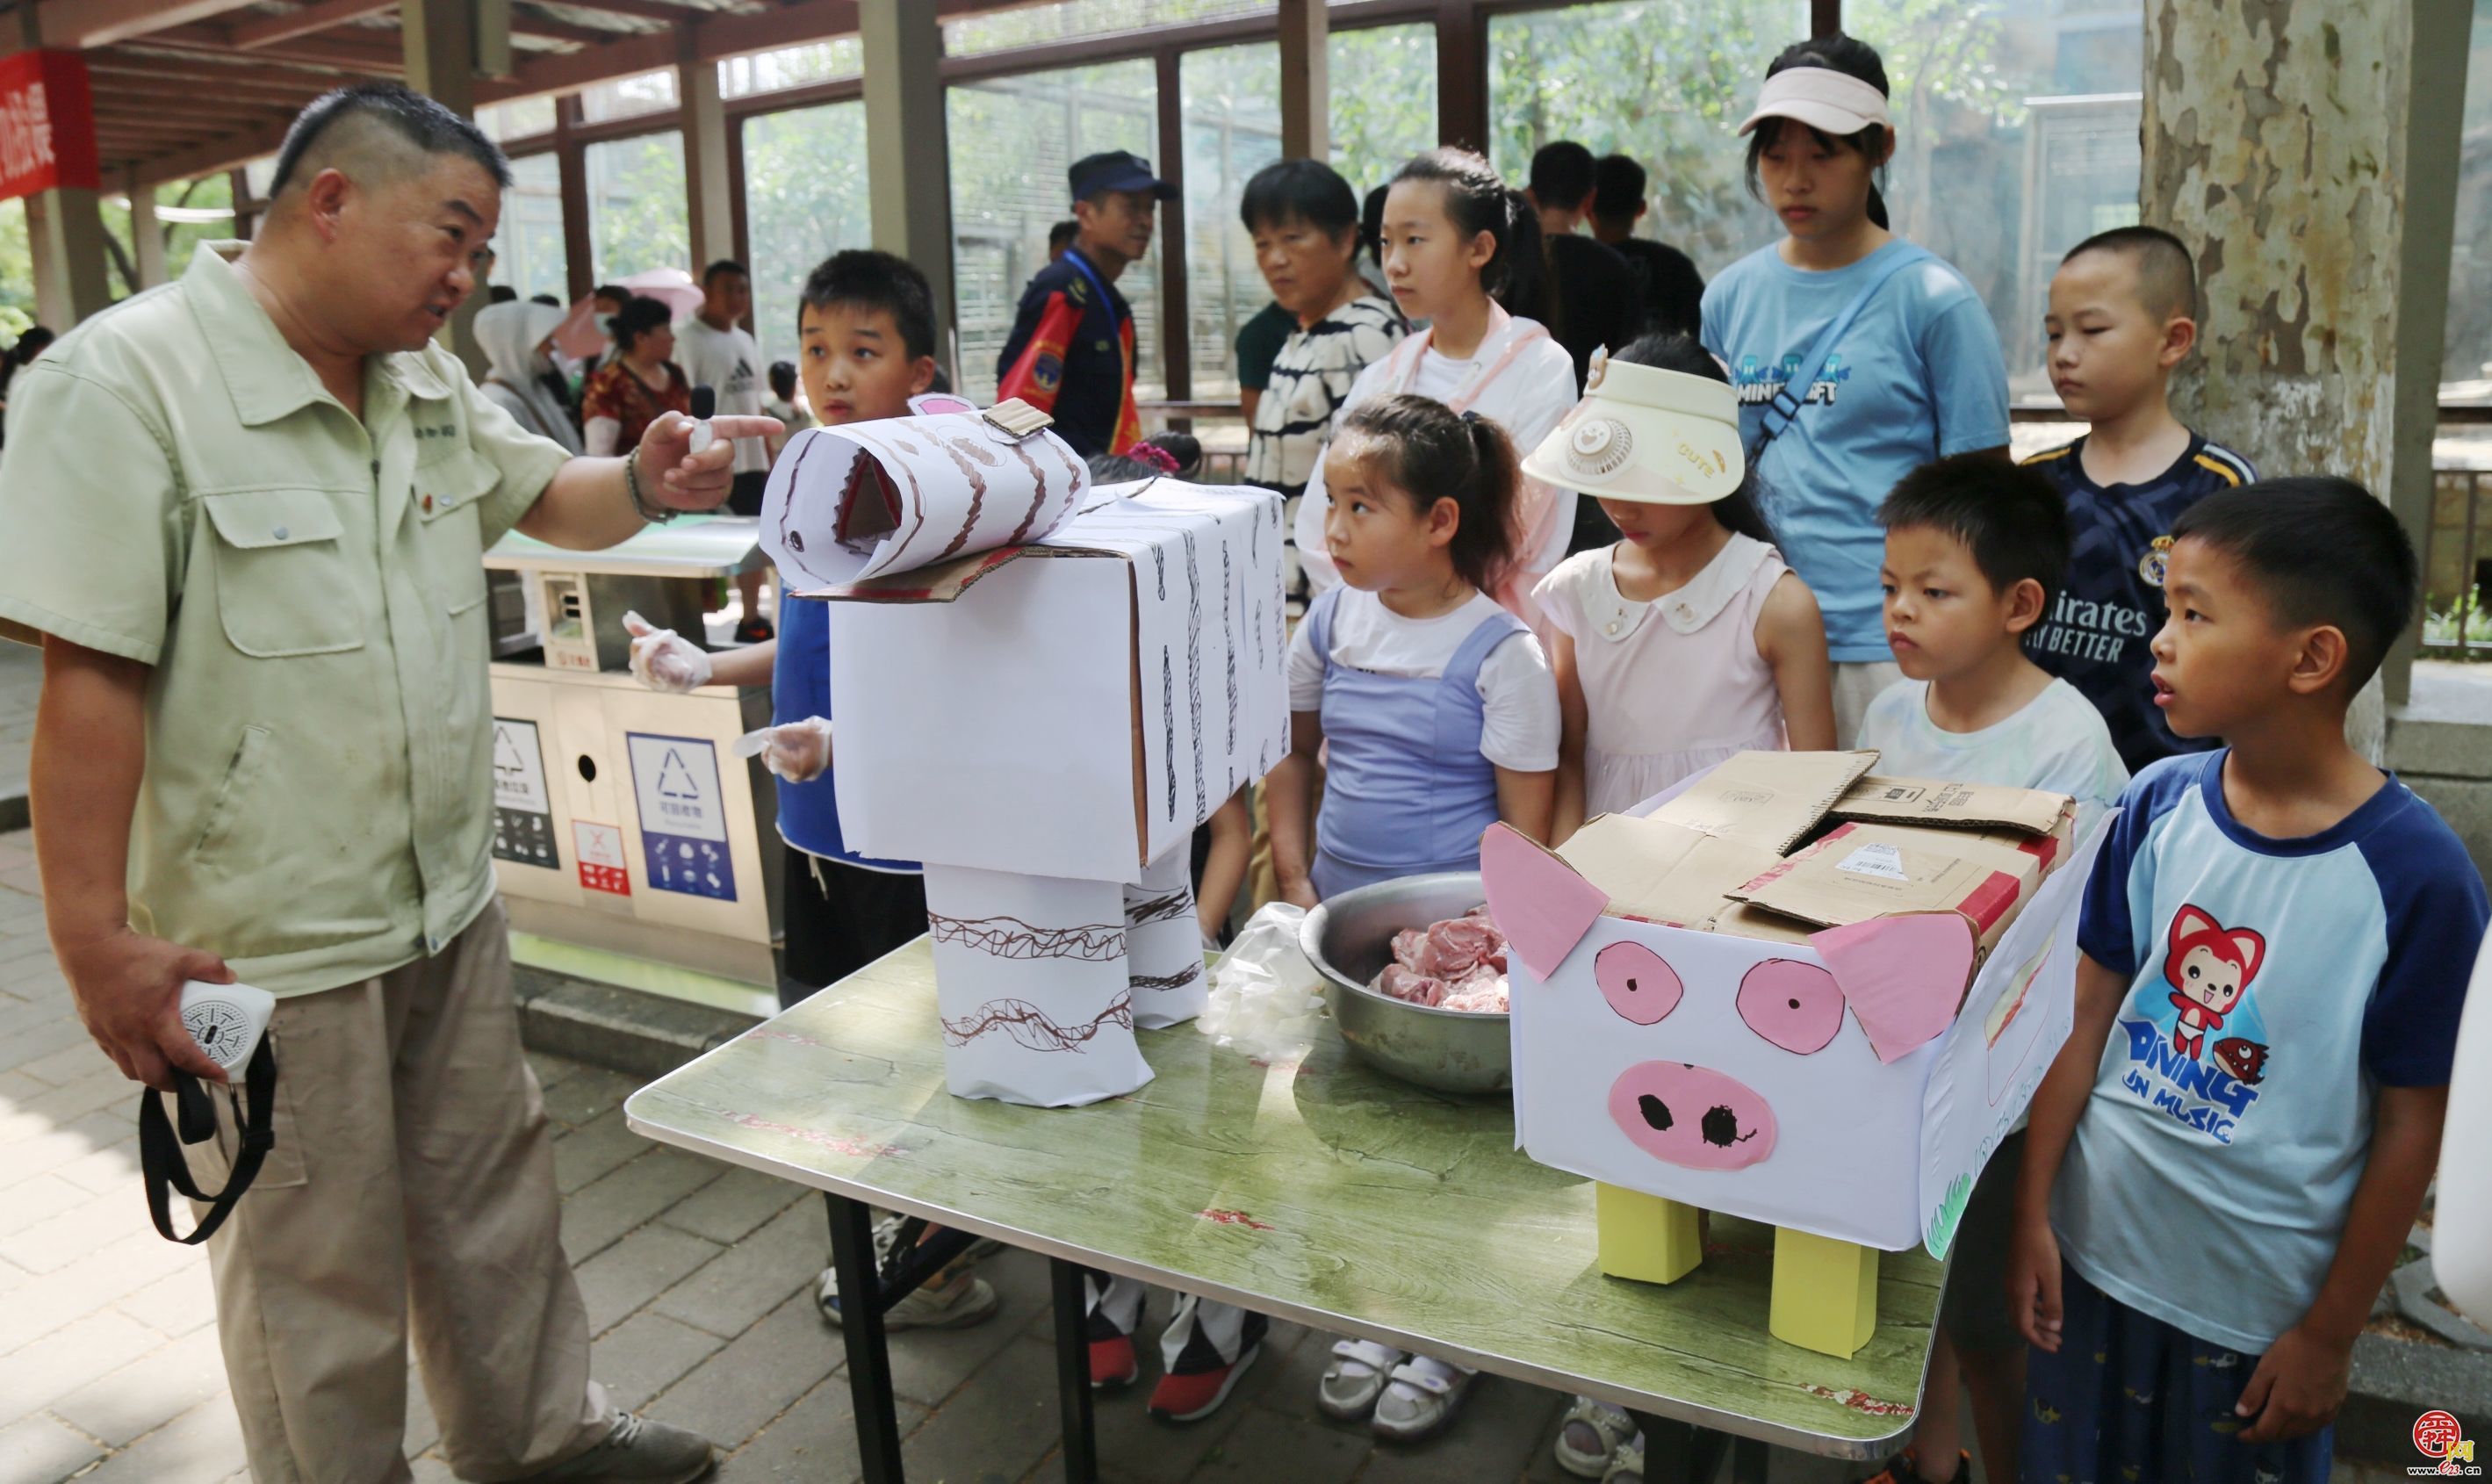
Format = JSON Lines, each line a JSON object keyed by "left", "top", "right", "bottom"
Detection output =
{"left": 1605, "top": 621, "right": 1620, "bottom": 635}
{"left": 1676, "top": 603, "right": 1693, "bottom": 620}
{"left": 271, "top": 524, "right": 289, "bottom": 541}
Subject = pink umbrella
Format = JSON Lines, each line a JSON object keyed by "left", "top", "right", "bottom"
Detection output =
{"left": 549, "top": 268, "right": 707, "bottom": 362}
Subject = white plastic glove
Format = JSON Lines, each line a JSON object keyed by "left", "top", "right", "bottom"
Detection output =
{"left": 734, "top": 717, "right": 833, "bottom": 783}
{"left": 621, "top": 609, "right": 712, "bottom": 692}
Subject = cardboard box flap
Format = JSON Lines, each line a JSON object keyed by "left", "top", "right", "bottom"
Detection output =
{"left": 1555, "top": 814, "right": 1783, "bottom": 929}
{"left": 1838, "top": 815, "right": 2075, "bottom": 880}
{"left": 1834, "top": 775, "right": 2072, "bottom": 835}
{"left": 1730, "top": 824, "right": 2037, "bottom": 946}
{"left": 1645, "top": 750, "right": 1879, "bottom": 854}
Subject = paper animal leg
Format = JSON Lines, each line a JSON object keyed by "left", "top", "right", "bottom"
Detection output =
{"left": 1768, "top": 1227, "right": 1878, "bottom": 1358}
{"left": 1595, "top": 1184, "right": 1704, "bottom": 1286}
{"left": 1126, "top": 843, "right": 1206, "bottom": 1030}
{"left": 922, "top": 863, "right": 1155, "bottom": 1107}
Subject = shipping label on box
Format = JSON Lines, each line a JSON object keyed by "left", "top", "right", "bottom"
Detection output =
{"left": 1730, "top": 822, "right": 2038, "bottom": 950}
{"left": 1482, "top": 812, "right": 2112, "bottom": 1254}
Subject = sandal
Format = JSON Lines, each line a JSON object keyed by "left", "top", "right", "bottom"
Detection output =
{"left": 1319, "top": 1337, "right": 1406, "bottom": 1421}
{"left": 1370, "top": 1354, "right": 1476, "bottom": 1442}
{"left": 1556, "top": 1394, "right": 1638, "bottom": 1478}
{"left": 1601, "top": 1433, "right": 1646, "bottom": 1484}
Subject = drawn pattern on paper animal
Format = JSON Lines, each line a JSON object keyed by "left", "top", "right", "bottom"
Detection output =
{"left": 941, "top": 993, "right": 1134, "bottom": 1051}
{"left": 1222, "top": 540, "right": 1237, "bottom": 790}
{"left": 775, "top": 434, "right": 821, "bottom": 558}
{"left": 925, "top": 911, "right": 1127, "bottom": 962}
{"left": 923, "top": 429, "right": 997, "bottom": 560}
{"left": 855, "top": 426, "right": 933, "bottom": 558}
{"left": 999, "top": 435, "right": 1059, "bottom": 546}
{"left": 1130, "top": 963, "right": 1204, "bottom": 993}
{"left": 1127, "top": 890, "right": 1192, "bottom": 926}
{"left": 1185, "top": 529, "right": 1206, "bottom": 819}
{"left": 1163, "top": 646, "right": 1178, "bottom": 820}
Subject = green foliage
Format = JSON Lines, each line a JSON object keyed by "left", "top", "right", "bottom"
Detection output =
{"left": 1329, "top": 25, "right": 1439, "bottom": 195}
{"left": 589, "top": 133, "right": 689, "bottom": 283}
{"left": 0, "top": 201, "right": 32, "bottom": 340}
{"left": 743, "top": 101, "right": 872, "bottom": 363}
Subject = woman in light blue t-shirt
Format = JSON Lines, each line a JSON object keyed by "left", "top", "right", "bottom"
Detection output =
{"left": 1699, "top": 32, "right": 2010, "bottom": 746}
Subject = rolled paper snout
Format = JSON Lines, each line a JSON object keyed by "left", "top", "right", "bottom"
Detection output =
{"left": 760, "top": 412, "right": 1090, "bottom": 590}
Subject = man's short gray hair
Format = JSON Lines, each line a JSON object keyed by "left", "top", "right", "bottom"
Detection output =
{"left": 270, "top": 82, "right": 511, "bottom": 197}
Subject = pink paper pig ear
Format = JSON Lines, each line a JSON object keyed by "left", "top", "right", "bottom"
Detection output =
{"left": 1810, "top": 911, "right": 1978, "bottom": 1063}
{"left": 1480, "top": 823, "right": 1609, "bottom": 982}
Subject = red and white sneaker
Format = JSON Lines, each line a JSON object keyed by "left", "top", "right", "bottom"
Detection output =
{"left": 1146, "top": 1344, "right": 1260, "bottom": 1423}
{"left": 1084, "top": 1272, "right": 1145, "bottom": 1390}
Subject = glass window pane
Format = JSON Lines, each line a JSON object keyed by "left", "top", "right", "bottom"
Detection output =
{"left": 721, "top": 39, "right": 863, "bottom": 99}
{"left": 948, "top": 58, "right": 1165, "bottom": 403}
{"left": 1845, "top": 0, "right": 2146, "bottom": 397}
{"left": 1329, "top": 23, "right": 1437, "bottom": 198}
{"left": 477, "top": 97, "right": 557, "bottom": 143}
{"left": 1490, "top": 1, "right": 1808, "bottom": 287}
{"left": 497, "top": 152, "right": 569, "bottom": 304}
{"left": 2445, "top": 0, "right": 2492, "bottom": 397}
{"left": 581, "top": 69, "right": 679, "bottom": 124}
{"left": 1182, "top": 43, "right": 1282, "bottom": 400}
{"left": 947, "top": 0, "right": 1275, "bottom": 57}
{"left": 743, "top": 101, "right": 873, "bottom": 364}
{"left": 586, "top": 131, "right": 688, "bottom": 285}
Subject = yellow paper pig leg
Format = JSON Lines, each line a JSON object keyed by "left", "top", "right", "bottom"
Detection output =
{"left": 1769, "top": 1227, "right": 1878, "bottom": 1358}
{"left": 1595, "top": 1184, "right": 1704, "bottom": 1286}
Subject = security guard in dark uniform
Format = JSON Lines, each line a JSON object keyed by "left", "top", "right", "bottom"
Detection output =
{"left": 996, "top": 150, "right": 1176, "bottom": 458}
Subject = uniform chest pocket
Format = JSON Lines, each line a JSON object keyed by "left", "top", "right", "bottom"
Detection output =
{"left": 414, "top": 451, "right": 498, "bottom": 616}
{"left": 202, "top": 489, "right": 366, "bottom": 658}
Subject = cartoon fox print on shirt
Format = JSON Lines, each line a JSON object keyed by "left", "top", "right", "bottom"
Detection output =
{"left": 2164, "top": 906, "right": 2265, "bottom": 1060}
{"left": 2111, "top": 904, "right": 2274, "bottom": 1145}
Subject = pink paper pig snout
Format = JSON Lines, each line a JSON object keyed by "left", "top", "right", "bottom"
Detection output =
{"left": 1607, "top": 1062, "right": 1778, "bottom": 1170}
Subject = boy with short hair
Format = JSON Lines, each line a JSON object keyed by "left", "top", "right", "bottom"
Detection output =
{"left": 2023, "top": 226, "right": 2257, "bottom": 774}
{"left": 1853, "top": 451, "right": 2129, "bottom": 1484}
{"left": 2011, "top": 479, "right": 2486, "bottom": 1484}
{"left": 624, "top": 251, "right": 1001, "bottom": 1332}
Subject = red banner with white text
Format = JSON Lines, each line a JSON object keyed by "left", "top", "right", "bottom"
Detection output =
{"left": 0, "top": 50, "right": 99, "bottom": 202}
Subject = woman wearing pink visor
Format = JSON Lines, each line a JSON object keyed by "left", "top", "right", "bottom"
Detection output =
{"left": 1697, "top": 33, "right": 2010, "bottom": 753}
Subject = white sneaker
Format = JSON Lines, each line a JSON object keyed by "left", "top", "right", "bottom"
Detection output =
{"left": 817, "top": 1264, "right": 1000, "bottom": 1329}
{"left": 1601, "top": 1433, "right": 1646, "bottom": 1484}
{"left": 1318, "top": 1337, "right": 1405, "bottom": 1421}
{"left": 1369, "top": 1355, "right": 1475, "bottom": 1443}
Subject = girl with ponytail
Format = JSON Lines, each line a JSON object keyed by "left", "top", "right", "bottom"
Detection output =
{"left": 1268, "top": 393, "right": 1559, "bottom": 1438}
{"left": 1292, "top": 148, "right": 1581, "bottom": 639}
{"left": 1702, "top": 31, "right": 2010, "bottom": 748}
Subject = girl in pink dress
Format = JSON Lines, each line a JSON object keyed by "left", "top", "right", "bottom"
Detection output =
{"left": 1528, "top": 333, "right": 1837, "bottom": 844}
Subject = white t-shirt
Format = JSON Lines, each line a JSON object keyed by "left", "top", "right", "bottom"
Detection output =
{"left": 673, "top": 316, "right": 768, "bottom": 476}
{"left": 1286, "top": 588, "right": 1560, "bottom": 773}
{"left": 1856, "top": 676, "right": 2131, "bottom": 835}
{"left": 1294, "top": 325, "right": 1581, "bottom": 595}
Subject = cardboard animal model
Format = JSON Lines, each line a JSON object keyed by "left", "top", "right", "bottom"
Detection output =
{"left": 1480, "top": 817, "right": 2107, "bottom": 1358}
{"left": 761, "top": 405, "right": 1289, "bottom": 1107}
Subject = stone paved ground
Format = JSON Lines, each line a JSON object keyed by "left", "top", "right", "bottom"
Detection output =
{"left": 0, "top": 821, "right": 2424, "bottom": 1483}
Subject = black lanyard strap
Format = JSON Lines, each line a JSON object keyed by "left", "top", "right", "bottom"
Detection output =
{"left": 140, "top": 1036, "right": 277, "bottom": 1245}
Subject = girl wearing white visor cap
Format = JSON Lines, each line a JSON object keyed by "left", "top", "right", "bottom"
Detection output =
{"left": 1697, "top": 32, "right": 2009, "bottom": 751}
{"left": 1526, "top": 334, "right": 1835, "bottom": 848}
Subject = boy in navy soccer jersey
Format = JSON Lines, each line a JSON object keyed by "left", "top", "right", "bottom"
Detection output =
{"left": 2008, "top": 479, "right": 2487, "bottom": 1484}
{"left": 2023, "top": 227, "right": 2256, "bottom": 774}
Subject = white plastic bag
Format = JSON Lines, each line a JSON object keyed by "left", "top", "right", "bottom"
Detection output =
{"left": 1199, "top": 902, "right": 1327, "bottom": 1063}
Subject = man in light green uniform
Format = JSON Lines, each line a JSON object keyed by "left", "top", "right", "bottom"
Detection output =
{"left": 0, "top": 85, "right": 777, "bottom": 1484}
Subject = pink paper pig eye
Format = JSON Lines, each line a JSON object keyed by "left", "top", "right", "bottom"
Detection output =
{"left": 1595, "top": 941, "right": 1683, "bottom": 1026}
{"left": 1737, "top": 959, "right": 1844, "bottom": 1055}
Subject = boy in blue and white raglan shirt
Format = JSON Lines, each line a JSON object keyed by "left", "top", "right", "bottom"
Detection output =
{"left": 2007, "top": 479, "right": 2486, "bottom": 1484}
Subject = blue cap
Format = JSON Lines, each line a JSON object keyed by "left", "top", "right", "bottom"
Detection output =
{"left": 1069, "top": 150, "right": 1176, "bottom": 204}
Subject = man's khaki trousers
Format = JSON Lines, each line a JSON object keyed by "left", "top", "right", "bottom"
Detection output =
{"left": 186, "top": 901, "right": 611, "bottom": 1482}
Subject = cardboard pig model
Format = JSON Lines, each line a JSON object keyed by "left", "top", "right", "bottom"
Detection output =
{"left": 760, "top": 400, "right": 1289, "bottom": 1106}
{"left": 1480, "top": 751, "right": 2110, "bottom": 1358}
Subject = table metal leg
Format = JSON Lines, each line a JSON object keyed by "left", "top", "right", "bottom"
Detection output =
{"left": 1732, "top": 1435, "right": 1770, "bottom": 1484}
{"left": 1049, "top": 1257, "right": 1098, "bottom": 1484}
{"left": 828, "top": 1193, "right": 905, "bottom": 1484}
{"left": 1638, "top": 1416, "right": 1732, "bottom": 1484}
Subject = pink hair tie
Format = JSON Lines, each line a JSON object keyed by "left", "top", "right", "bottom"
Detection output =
{"left": 1129, "top": 443, "right": 1181, "bottom": 476}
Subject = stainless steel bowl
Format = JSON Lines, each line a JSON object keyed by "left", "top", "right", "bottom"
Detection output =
{"left": 1299, "top": 872, "right": 1511, "bottom": 1096}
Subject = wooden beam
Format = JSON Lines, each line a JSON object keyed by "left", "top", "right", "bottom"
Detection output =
{"left": 149, "top": 29, "right": 405, "bottom": 75}
{"left": 31, "top": 0, "right": 259, "bottom": 49}
{"left": 132, "top": 114, "right": 298, "bottom": 186}
{"left": 1155, "top": 47, "right": 1188, "bottom": 400}
{"left": 1278, "top": 0, "right": 1327, "bottom": 160}
{"left": 511, "top": 11, "right": 637, "bottom": 47}
{"left": 93, "top": 90, "right": 292, "bottom": 119}
{"left": 228, "top": 0, "right": 392, "bottom": 49}
{"left": 89, "top": 55, "right": 338, "bottom": 101}
{"left": 1435, "top": 0, "right": 1486, "bottom": 151}
{"left": 539, "top": 0, "right": 708, "bottom": 21}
